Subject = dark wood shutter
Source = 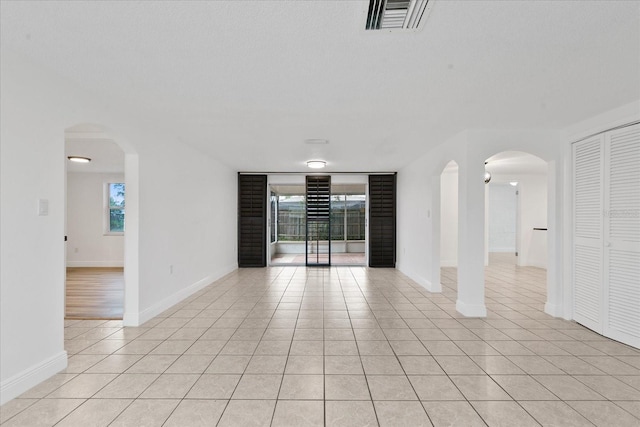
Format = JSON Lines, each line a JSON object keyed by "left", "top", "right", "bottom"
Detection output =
{"left": 306, "top": 175, "right": 331, "bottom": 266}
{"left": 369, "top": 174, "right": 396, "bottom": 267}
{"left": 238, "top": 174, "right": 267, "bottom": 267}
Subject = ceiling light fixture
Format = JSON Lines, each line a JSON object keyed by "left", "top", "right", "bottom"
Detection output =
{"left": 307, "top": 160, "right": 326, "bottom": 169}
{"left": 67, "top": 156, "right": 91, "bottom": 163}
{"left": 510, "top": 181, "right": 518, "bottom": 186}
{"left": 304, "top": 139, "right": 329, "bottom": 145}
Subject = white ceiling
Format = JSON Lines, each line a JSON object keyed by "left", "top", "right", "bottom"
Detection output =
{"left": 65, "top": 126, "right": 124, "bottom": 174}
{"left": 2, "top": 1, "right": 639, "bottom": 172}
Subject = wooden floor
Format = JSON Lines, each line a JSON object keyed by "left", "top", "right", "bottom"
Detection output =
{"left": 65, "top": 267, "right": 124, "bottom": 320}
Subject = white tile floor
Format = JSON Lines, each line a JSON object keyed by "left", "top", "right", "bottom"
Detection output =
{"left": 2, "top": 256, "right": 639, "bottom": 426}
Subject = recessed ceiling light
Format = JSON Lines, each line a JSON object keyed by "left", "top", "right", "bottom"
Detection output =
{"left": 304, "top": 139, "right": 329, "bottom": 145}
{"left": 510, "top": 181, "right": 518, "bottom": 186}
{"left": 67, "top": 156, "right": 91, "bottom": 163}
{"left": 307, "top": 160, "right": 326, "bottom": 169}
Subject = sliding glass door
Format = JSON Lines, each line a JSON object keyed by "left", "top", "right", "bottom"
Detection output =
{"left": 267, "top": 176, "right": 368, "bottom": 267}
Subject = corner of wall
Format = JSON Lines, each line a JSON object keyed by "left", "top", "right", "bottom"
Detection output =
{"left": 137, "top": 263, "right": 237, "bottom": 326}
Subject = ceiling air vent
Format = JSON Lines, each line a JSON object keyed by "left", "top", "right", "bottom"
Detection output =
{"left": 366, "top": 0, "right": 432, "bottom": 31}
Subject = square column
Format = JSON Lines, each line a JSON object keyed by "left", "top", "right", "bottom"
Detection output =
{"left": 456, "top": 158, "right": 487, "bottom": 317}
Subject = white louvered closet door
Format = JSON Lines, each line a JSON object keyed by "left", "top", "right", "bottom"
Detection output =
{"left": 603, "top": 124, "right": 640, "bottom": 347}
{"left": 573, "top": 135, "right": 605, "bottom": 333}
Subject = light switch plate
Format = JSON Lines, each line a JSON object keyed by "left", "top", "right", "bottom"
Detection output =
{"left": 38, "top": 199, "right": 49, "bottom": 216}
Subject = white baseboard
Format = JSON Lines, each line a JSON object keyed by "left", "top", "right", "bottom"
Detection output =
{"left": 0, "top": 351, "right": 67, "bottom": 405}
{"left": 137, "top": 263, "right": 237, "bottom": 326}
{"left": 456, "top": 300, "right": 487, "bottom": 317}
{"left": 544, "top": 302, "right": 563, "bottom": 318}
{"left": 397, "top": 265, "right": 442, "bottom": 293}
{"left": 440, "top": 260, "right": 457, "bottom": 267}
{"left": 66, "top": 261, "right": 124, "bottom": 267}
{"left": 122, "top": 311, "right": 139, "bottom": 327}
{"left": 488, "top": 248, "right": 516, "bottom": 253}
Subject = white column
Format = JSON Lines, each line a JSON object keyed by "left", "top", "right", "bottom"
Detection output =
{"left": 123, "top": 153, "right": 140, "bottom": 326}
{"left": 545, "top": 160, "right": 565, "bottom": 318}
{"left": 456, "top": 158, "right": 487, "bottom": 317}
{"left": 429, "top": 174, "right": 442, "bottom": 292}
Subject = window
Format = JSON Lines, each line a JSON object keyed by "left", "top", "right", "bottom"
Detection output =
{"left": 331, "top": 192, "right": 365, "bottom": 241}
{"left": 270, "top": 192, "right": 277, "bottom": 243}
{"left": 106, "top": 183, "right": 125, "bottom": 234}
{"left": 330, "top": 195, "right": 346, "bottom": 240}
{"left": 277, "top": 195, "right": 306, "bottom": 241}
{"left": 346, "top": 195, "right": 366, "bottom": 240}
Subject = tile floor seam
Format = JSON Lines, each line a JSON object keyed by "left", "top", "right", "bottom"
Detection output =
{"left": 4, "top": 258, "right": 640, "bottom": 427}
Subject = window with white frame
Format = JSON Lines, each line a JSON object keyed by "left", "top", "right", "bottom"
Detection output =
{"left": 106, "top": 183, "right": 125, "bottom": 234}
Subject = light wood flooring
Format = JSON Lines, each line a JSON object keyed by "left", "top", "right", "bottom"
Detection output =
{"left": 65, "top": 267, "right": 124, "bottom": 320}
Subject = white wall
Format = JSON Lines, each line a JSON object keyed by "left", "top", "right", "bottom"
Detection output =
{"left": 136, "top": 139, "right": 237, "bottom": 323}
{"left": 66, "top": 172, "right": 125, "bottom": 267}
{"left": 488, "top": 184, "right": 517, "bottom": 253}
{"left": 440, "top": 168, "right": 458, "bottom": 266}
{"left": 487, "top": 176, "right": 548, "bottom": 267}
{"left": 1, "top": 50, "right": 237, "bottom": 404}
{"left": 516, "top": 174, "right": 548, "bottom": 268}
{"left": 1, "top": 51, "right": 68, "bottom": 405}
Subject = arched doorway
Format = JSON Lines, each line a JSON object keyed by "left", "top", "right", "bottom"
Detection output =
{"left": 483, "top": 151, "right": 551, "bottom": 314}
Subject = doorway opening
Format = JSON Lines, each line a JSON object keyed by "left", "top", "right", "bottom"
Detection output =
{"left": 268, "top": 178, "right": 367, "bottom": 266}
{"left": 65, "top": 124, "right": 124, "bottom": 319}
{"left": 484, "top": 151, "right": 548, "bottom": 268}
{"left": 64, "top": 123, "right": 139, "bottom": 323}
{"left": 484, "top": 151, "right": 549, "bottom": 311}
{"left": 487, "top": 182, "right": 519, "bottom": 265}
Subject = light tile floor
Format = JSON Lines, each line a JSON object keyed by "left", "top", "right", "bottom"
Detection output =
{"left": 271, "top": 253, "right": 366, "bottom": 266}
{"left": 2, "top": 257, "right": 639, "bottom": 426}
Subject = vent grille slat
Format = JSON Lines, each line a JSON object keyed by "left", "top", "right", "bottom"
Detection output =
{"left": 366, "top": 0, "right": 431, "bottom": 31}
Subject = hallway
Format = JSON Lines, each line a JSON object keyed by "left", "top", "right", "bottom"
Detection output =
{"left": 2, "top": 262, "right": 639, "bottom": 426}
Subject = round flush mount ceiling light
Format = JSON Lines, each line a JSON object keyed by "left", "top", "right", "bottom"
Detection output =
{"left": 67, "top": 156, "right": 91, "bottom": 163}
{"left": 307, "top": 160, "right": 326, "bottom": 169}
{"left": 510, "top": 181, "right": 518, "bottom": 186}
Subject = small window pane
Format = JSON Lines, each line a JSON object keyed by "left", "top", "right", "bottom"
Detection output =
{"left": 346, "top": 195, "right": 365, "bottom": 240}
{"left": 330, "top": 195, "right": 345, "bottom": 240}
{"left": 270, "top": 192, "right": 277, "bottom": 243}
{"left": 108, "top": 183, "right": 125, "bottom": 233}
{"left": 110, "top": 208, "right": 125, "bottom": 232}
{"left": 109, "top": 183, "right": 125, "bottom": 208}
{"left": 278, "top": 195, "right": 306, "bottom": 241}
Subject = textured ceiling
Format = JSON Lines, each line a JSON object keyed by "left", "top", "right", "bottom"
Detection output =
{"left": 2, "top": 1, "right": 639, "bottom": 172}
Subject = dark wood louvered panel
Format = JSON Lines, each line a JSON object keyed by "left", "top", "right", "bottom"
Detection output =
{"left": 306, "top": 176, "right": 331, "bottom": 266}
{"left": 306, "top": 176, "right": 331, "bottom": 221}
{"left": 238, "top": 174, "right": 267, "bottom": 267}
{"left": 369, "top": 174, "right": 396, "bottom": 267}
